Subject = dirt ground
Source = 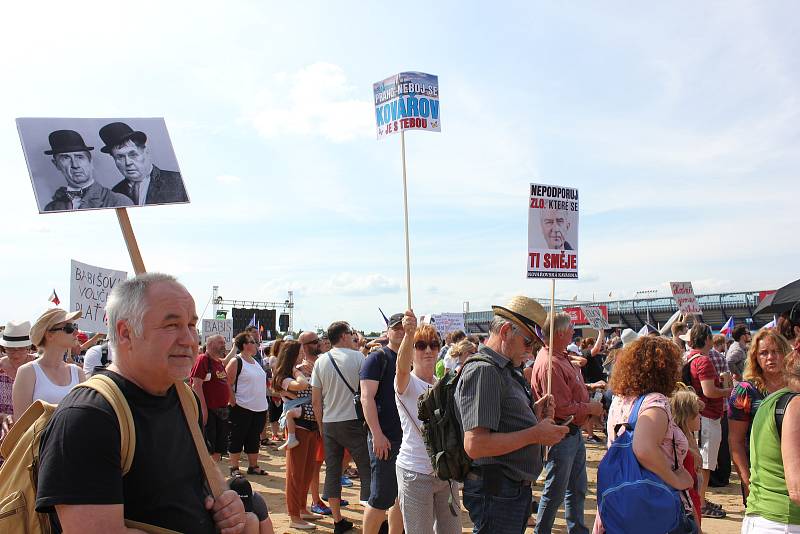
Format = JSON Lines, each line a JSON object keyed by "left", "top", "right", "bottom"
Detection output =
{"left": 238, "top": 440, "right": 743, "bottom": 534}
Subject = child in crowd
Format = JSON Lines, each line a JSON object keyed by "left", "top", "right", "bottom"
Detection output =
{"left": 670, "top": 386, "right": 706, "bottom": 530}
{"left": 272, "top": 347, "right": 308, "bottom": 451}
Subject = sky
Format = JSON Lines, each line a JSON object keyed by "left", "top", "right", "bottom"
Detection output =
{"left": 2, "top": 1, "right": 798, "bottom": 334}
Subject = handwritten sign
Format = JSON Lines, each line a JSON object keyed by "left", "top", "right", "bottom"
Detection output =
{"left": 527, "top": 183, "right": 579, "bottom": 279}
{"left": 429, "top": 313, "right": 465, "bottom": 337}
{"left": 202, "top": 319, "right": 233, "bottom": 345}
{"left": 563, "top": 305, "right": 609, "bottom": 326}
{"left": 70, "top": 259, "right": 127, "bottom": 333}
{"left": 670, "top": 282, "right": 702, "bottom": 314}
{"left": 374, "top": 72, "right": 440, "bottom": 139}
{"left": 580, "top": 306, "right": 610, "bottom": 330}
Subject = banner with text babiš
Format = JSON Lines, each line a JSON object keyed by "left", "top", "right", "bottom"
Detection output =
{"left": 374, "top": 72, "right": 440, "bottom": 139}
{"left": 70, "top": 259, "right": 128, "bottom": 333}
{"left": 202, "top": 319, "right": 234, "bottom": 346}
{"left": 527, "top": 183, "right": 579, "bottom": 279}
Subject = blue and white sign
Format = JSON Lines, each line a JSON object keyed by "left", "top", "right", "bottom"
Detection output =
{"left": 373, "top": 72, "right": 440, "bottom": 139}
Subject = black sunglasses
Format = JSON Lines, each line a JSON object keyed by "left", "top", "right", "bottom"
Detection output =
{"left": 49, "top": 323, "right": 79, "bottom": 334}
{"left": 414, "top": 341, "right": 441, "bottom": 352}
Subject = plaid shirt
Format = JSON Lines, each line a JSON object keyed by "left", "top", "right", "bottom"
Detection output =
{"left": 708, "top": 348, "right": 728, "bottom": 375}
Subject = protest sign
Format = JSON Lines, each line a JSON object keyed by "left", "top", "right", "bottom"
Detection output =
{"left": 373, "top": 72, "right": 440, "bottom": 139}
{"left": 670, "top": 281, "right": 702, "bottom": 314}
{"left": 202, "top": 319, "right": 234, "bottom": 345}
{"left": 580, "top": 306, "right": 610, "bottom": 330}
{"left": 563, "top": 305, "right": 609, "bottom": 326}
{"left": 430, "top": 313, "right": 465, "bottom": 337}
{"left": 527, "top": 183, "right": 579, "bottom": 279}
{"left": 17, "top": 117, "right": 188, "bottom": 213}
{"left": 69, "top": 260, "right": 127, "bottom": 333}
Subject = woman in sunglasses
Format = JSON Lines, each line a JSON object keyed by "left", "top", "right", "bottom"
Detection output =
{"left": 394, "top": 311, "right": 462, "bottom": 534}
{"left": 12, "top": 308, "right": 86, "bottom": 417}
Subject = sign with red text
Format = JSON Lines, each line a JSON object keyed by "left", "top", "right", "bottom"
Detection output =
{"left": 670, "top": 282, "right": 702, "bottom": 314}
{"left": 563, "top": 306, "right": 608, "bottom": 326}
{"left": 527, "top": 183, "right": 579, "bottom": 279}
{"left": 374, "top": 72, "right": 440, "bottom": 139}
{"left": 69, "top": 259, "right": 127, "bottom": 333}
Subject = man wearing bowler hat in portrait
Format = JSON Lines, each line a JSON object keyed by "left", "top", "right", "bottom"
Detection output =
{"left": 100, "top": 121, "right": 188, "bottom": 206}
{"left": 42, "top": 130, "right": 133, "bottom": 212}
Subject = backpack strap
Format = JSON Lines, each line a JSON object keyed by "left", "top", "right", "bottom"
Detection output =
{"left": 77, "top": 374, "right": 136, "bottom": 475}
{"left": 775, "top": 391, "right": 800, "bottom": 439}
{"left": 234, "top": 356, "right": 243, "bottom": 393}
{"left": 614, "top": 394, "right": 648, "bottom": 435}
{"left": 174, "top": 380, "right": 225, "bottom": 498}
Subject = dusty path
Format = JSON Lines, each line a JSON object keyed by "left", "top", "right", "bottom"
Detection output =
{"left": 239, "top": 440, "right": 743, "bottom": 533}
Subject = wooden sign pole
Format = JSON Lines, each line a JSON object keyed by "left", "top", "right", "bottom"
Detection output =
{"left": 400, "top": 129, "right": 412, "bottom": 310}
{"left": 115, "top": 208, "right": 146, "bottom": 275}
{"left": 546, "top": 278, "right": 556, "bottom": 397}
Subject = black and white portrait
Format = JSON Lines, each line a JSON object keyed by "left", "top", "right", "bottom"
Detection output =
{"left": 17, "top": 117, "right": 188, "bottom": 213}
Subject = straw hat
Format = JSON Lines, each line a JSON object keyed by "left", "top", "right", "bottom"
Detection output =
{"left": 30, "top": 308, "right": 81, "bottom": 346}
{"left": 491, "top": 296, "right": 547, "bottom": 341}
{"left": 0, "top": 320, "right": 32, "bottom": 348}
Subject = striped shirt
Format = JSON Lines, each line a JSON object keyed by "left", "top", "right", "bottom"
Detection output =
{"left": 455, "top": 345, "right": 541, "bottom": 481}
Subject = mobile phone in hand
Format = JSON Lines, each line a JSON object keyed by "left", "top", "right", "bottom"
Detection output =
{"left": 558, "top": 415, "right": 575, "bottom": 426}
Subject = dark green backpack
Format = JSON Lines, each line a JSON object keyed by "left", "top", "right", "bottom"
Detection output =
{"left": 416, "top": 355, "right": 498, "bottom": 482}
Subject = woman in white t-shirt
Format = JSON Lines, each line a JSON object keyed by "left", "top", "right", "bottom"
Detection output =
{"left": 226, "top": 332, "right": 269, "bottom": 476}
{"left": 394, "top": 311, "right": 461, "bottom": 534}
{"left": 12, "top": 308, "right": 85, "bottom": 417}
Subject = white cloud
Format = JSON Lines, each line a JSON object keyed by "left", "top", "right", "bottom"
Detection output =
{"left": 246, "top": 63, "right": 374, "bottom": 143}
{"left": 215, "top": 174, "right": 241, "bottom": 184}
{"left": 325, "top": 273, "right": 401, "bottom": 297}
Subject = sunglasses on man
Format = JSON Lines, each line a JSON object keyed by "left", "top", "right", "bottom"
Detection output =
{"left": 49, "top": 323, "right": 79, "bottom": 334}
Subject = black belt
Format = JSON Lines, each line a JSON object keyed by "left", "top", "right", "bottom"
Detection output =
{"left": 466, "top": 466, "right": 532, "bottom": 487}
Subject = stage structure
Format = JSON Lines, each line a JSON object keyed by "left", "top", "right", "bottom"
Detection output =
{"left": 211, "top": 287, "right": 294, "bottom": 338}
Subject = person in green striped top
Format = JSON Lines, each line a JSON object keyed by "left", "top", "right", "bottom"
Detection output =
{"left": 743, "top": 347, "right": 800, "bottom": 533}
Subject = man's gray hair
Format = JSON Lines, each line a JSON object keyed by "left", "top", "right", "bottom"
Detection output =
{"left": 489, "top": 315, "right": 513, "bottom": 334}
{"left": 106, "top": 273, "right": 178, "bottom": 348}
{"left": 541, "top": 312, "right": 572, "bottom": 340}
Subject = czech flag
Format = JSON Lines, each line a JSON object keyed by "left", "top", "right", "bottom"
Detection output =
{"left": 48, "top": 289, "right": 60, "bottom": 306}
{"left": 247, "top": 313, "right": 257, "bottom": 328}
{"left": 720, "top": 316, "right": 734, "bottom": 337}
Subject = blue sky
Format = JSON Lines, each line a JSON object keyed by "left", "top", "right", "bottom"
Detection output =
{"left": 2, "top": 1, "right": 798, "bottom": 333}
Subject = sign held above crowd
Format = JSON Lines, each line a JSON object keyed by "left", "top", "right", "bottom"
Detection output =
{"left": 580, "top": 306, "right": 610, "bottom": 330}
{"left": 373, "top": 72, "right": 440, "bottom": 139}
{"left": 527, "top": 183, "right": 579, "bottom": 279}
{"left": 670, "top": 281, "right": 702, "bottom": 314}
{"left": 69, "top": 259, "right": 128, "bottom": 333}
{"left": 202, "top": 319, "right": 234, "bottom": 346}
{"left": 374, "top": 71, "right": 441, "bottom": 310}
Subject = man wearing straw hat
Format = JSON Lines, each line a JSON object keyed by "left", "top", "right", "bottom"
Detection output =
{"left": 455, "top": 296, "right": 568, "bottom": 534}
{"left": 531, "top": 312, "right": 604, "bottom": 534}
{"left": 35, "top": 273, "right": 246, "bottom": 533}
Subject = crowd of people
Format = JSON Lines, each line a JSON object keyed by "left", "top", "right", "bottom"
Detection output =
{"left": 1, "top": 273, "right": 799, "bottom": 534}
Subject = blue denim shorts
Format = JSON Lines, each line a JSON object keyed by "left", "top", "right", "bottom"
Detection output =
{"left": 367, "top": 433, "right": 402, "bottom": 510}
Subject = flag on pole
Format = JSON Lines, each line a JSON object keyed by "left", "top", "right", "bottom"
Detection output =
{"left": 247, "top": 313, "right": 256, "bottom": 328}
{"left": 762, "top": 317, "right": 776, "bottom": 330}
{"left": 48, "top": 289, "right": 60, "bottom": 306}
{"left": 638, "top": 324, "right": 650, "bottom": 336}
{"left": 720, "top": 316, "right": 734, "bottom": 337}
{"left": 378, "top": 308, "right": 390, "bottom": 326}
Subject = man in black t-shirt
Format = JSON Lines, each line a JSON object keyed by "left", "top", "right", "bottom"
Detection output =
{"left": 36, "top": 273, "right": 246, "bottom": 534}
{"left": 359, "top": 313, "right": 405, "bottom": 534}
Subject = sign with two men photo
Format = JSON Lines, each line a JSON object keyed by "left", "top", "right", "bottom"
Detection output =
{"left": 16, "top": 117, "right": 188, "bottom": 213}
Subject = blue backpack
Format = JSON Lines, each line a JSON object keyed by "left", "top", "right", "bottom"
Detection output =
{"left": 597, "top": 395, "right": 685, "bottom": 534}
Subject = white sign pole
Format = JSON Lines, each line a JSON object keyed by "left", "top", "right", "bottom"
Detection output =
{"left": 400, "top": 129, "right": 412, "bottom": 310}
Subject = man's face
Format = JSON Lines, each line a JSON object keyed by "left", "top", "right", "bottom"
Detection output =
{"left": 501, "top": 323, "right": 535, "bottom": 364}
{"left": 387, "top": 323, "right": 405, "bottom": 346}
{"left": 319, "top": 338, "right": 331, "bottom": 353}
{"left": 540, "top": 209, "right": 571, "bottom": 249}
{"left": 110, "top": 140, "right": 152, "bottom": 181}
{"left": 300, "top": 333, "right": 322, "bottom": 357}
{"left": 52, "top": 151, "right": 93, "bottom": 188}
{"left": 206, "top": 337, "right": 226, "bottom": 359}
{"left": 122, "top": 281, "right": 199, "bottom": 391}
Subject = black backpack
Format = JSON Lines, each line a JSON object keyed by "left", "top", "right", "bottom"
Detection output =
{"left": 416, "top": 354, "right": 498, "bottom": 482}
{"left": 681, "top": 353, "right": 701, "bottom": 388}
